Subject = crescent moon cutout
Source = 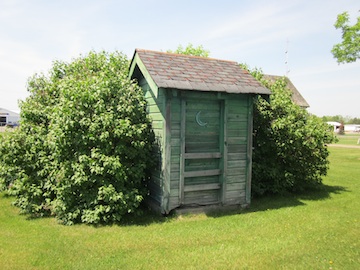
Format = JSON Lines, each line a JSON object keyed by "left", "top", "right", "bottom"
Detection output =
{"left": 195, "top": 111, "right": 208, "bottom": 127}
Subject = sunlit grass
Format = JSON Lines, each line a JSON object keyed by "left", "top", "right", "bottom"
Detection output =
{"left": 1, "top": 147, "right": 360, "bottom": 269}
{"left": 335, "top": 134, "right": 360, "bottom": 145}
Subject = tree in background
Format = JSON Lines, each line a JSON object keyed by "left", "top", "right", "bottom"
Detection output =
{"left": 243, "top": 66, "right": 336, "bottom": 195}
{"left": 348, "top": 117, "right": 360, "bottom": 124}
{"left": 167, "top": 43, "right": 210, "bottom": 57}
{"left": 331, "top": 11, "right": 360, "bottom": 64}
{"left": 321, "top": 115, "right": 360, "bottom": 125}
{"left": 0, "top": 51, "right": 155, "bottom": 225}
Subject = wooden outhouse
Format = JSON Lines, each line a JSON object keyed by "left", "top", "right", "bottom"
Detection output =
{"left": 129, "top": 49, "right": 270, "bottom": 214}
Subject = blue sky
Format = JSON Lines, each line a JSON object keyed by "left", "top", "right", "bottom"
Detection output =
{"left": 1, "top": 0, "right": 359, "bottom": 117}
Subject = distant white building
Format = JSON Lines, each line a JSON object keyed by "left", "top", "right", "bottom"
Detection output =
{"left": 345, "top": 124, "right": 360, "bottom": 133}
{"left": 327, "top": 121, "right": 342, "bottom": 133}
{"left": 0, "top": 108, "right": 20, "bottom": 126}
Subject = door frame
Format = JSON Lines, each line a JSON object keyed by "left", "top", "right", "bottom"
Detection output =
{"left": 179, "top": 97, "right": 227, "bottom": 206}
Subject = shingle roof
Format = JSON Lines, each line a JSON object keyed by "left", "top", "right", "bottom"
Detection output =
{"left": 264, "top": 75, "right": 310, "bottom": 108}
{"left": 132, "top": 49, "right": 271, "bottom": 95}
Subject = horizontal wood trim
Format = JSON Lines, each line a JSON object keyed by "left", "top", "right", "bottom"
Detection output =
{"left": 184, "top": 152, "right": 222, "bottom": 159}
{"left": 184, "top": 169, "right": 221, "bottom": 178}
{"left": 184, "top": 183, "right": 221, "bottom": 192}
{"left": 184, "top": 189, "right": 220, "bottom": 205}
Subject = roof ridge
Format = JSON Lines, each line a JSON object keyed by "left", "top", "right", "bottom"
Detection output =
{"left": 135, "top": 48, "right": 238, "bottom": 64}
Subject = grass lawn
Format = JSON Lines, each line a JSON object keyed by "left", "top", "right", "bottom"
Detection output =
{"left": 1, "top": 147, "right": 359, "bottom": 269}
{"left": 335, "top": 134, "right": 360, "bottom": 145}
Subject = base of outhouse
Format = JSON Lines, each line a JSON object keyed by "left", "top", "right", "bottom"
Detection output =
{"left": 144, "top": 196, "right": 250, "bottom": 216}
{"left": 173, "top": 203, "right": 249, "bottom": 216}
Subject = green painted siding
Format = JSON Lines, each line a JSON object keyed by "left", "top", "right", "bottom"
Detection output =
{"left": 168, "top": 94, "right": 181, "bottom": 210}
{"left": 224, "top": 95, "right": 250, "bottom": 205}
{"left": 138, "top": 77, "right": 166, "bottom": 209}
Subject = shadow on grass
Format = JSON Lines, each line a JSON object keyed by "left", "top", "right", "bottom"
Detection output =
{"left": 119, "top": 205, "right": 176, "bottom": 227}
{"left": 120, "top": 184, "right": 349, "bottom": 225}
{"left": 122, "top": 184, "right": 350, "bottom": 225}
{"left": 22, "top": 203, "right": 175, "bottom": 227}
{"left": 2, "top": 184, "right": 349, "bottom": 227}
{"left": 207, "top": 184, "right": 349, "bottom": 218}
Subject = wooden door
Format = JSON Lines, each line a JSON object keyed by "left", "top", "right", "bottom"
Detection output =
{"left": 180, "top": 99, "right": 223, "bottom": 206}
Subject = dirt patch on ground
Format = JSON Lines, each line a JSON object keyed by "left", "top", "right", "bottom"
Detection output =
{"left": 328, "top": 144, "right": 360, "bottom": 149}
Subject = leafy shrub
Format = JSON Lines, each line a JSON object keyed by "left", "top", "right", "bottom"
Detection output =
{"left": 0, "top": 51, "right": 154, "bottom": 225}
{"left": 247, "top": 68, "right": 336, "bottom": 195}
{"left": 0, "top": 73, "right": 57, "bottom": 216}
{"left": 50, "top": 52, "right": 154, "bottom": 225}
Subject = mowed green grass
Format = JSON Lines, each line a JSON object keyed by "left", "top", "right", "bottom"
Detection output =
{"left": 336, "top": 134, "right": 360, "bottom": 145}
{"left": 1, "top": 147, "right": 359, "bottom": 269}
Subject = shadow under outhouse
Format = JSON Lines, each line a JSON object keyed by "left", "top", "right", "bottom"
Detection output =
{"left": 129, "top": 49, "right": 270, "bottom": 214}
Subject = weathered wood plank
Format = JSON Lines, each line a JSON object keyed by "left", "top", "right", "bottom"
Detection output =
{"left": 227, "top": 136, "right": 247, "bottom": 144}
{"left": 227, "top": 128, "right": 247, "bottom": 137}
{"left": 171, "top": 145, "right": 180, "bottom": 156}
{"left": 226, "top": 174, "right": 246, "bottom": 183}
{"left": 171, "top": 123, "right": 181, "bottom": 132}
{"left": 185, "top": 159, "right": 220, "bottom": 172}
{"left": 171, "top": 137, "right": 181, "bottom": 147}
{"left": 227, "top": 144, "right": 247, "bottom": 153}
{"left": 246, "top": 96, "right": 253, "bottom": 205}
{"left": 147, "top": 102, "right": 163, "bottom": 112}
{"left": 179, "top": 99, "right": 186, "bottom": 204}
{"left": 228, "top": 160, "right": 247, "bottom": 168}
{"left": 184, "top": 169, "right": 221, "bottom": 178}
{"left": 184, "top": 175, "right": 219, "bottom": 185}
{"left": 228, "top": 152, "right": 247, "bottom": 161}
{"left": 184, "top": 152, "right": 221, "bottom": 159}
{"left": 221, "top": 99, "right": 227, "bottom": 204}
{"left": 149, "top": 112, "right": 164, "bottom": 121}
{"left": 184, "top": 183, "right": 221, "bottom": 192}
{"left": 171, "top": 162, "right": 180, "bottom": 172}
{"left": 227, "top": 169, "right": 246, "bottom": 177}
{"left": 170, "top": 177, "right": 179, "bottom": 192}
{"left": 224, "top": 196, "right": 245, "bottom": 205}
{"left": 163, "top": 93, "right": 172, "bottom": 213}
{"left": 186, "top": 129, "right": 220, "bottom": 136}
{"left": 227, "top": 95, "right": 248, "bottom": 107}
{"left": 226, "top": 190, "right": 246, "bottom": 200}
{"left": 170, "top": 155, "right": 180, "bottom": 164}
{"left": 181, "top": 91, "right": 218, "bottom": 100}
{"left": 184, "top": 190, "right": 219, "bottom": 205}
{"left": 226, "top": 182, "right": 246, "bottom": 191}
{"left": 151, "top": 120, "right": 163, "bottom": 130}
{"left": 185, "top": 135, "right": 220, "bottom": 143}
{"left": 227, "top": 120, "right": 248, "bottom": 127}
{"left": 168, "top": 196, "right": 180, "bottom": 210}
{"left": 185, "top": 142, "right": 219, "bottom": 151}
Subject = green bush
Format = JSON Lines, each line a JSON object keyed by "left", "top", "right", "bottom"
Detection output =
{"left": 0, "top": 51, "right": 154, "bottom": 225}
{"left": 0, "top": 73, "right": 57, "bottom": 216}
{"left": 247, "top": 68, "right": 336, "bottom": 195}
